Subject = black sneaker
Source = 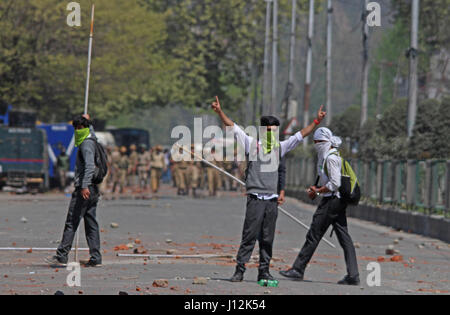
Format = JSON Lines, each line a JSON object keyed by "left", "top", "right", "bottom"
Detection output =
{"left": 279, "top": 268, "right": 304, "bottom": 281}
{"left": 45, "top": 256, "right": 67, "bottom": 267}
{"left": 230, "top": 269, "right": 244, "bottom": 282}
{"left": 257, "top": 270, "right": 275, "bottom": 281}
{"left": 82, "top": 259, "right": 103, "bottom": 268}
{"left": 337, "top": 275, "right": 360, "bottom": 286}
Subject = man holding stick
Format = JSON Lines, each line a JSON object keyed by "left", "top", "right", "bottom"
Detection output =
{"left": 211, "top": 97, "right": 326, "bottom": 282}
{"left": 46, "top": 114, "right": 102, "bottom": 267}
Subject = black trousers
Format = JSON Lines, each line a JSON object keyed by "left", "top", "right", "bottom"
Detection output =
{"left": 293, "top": 196, "right": 359, "bottom": 278}
{"left": 236, "top": 196, "right": 279, "bottom": 273}
{"left": 56, "top": 186, "right": 102, "bottom": 264}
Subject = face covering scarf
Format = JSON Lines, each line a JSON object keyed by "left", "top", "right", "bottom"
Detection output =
{"left": 261, "top": 130, "right": 280, "bottom": 154}
{"left": 75, "top": 128, "right": 90, "bottom": 147}
{"left": 315, "top": 141, "right": 331, "bottom": 161}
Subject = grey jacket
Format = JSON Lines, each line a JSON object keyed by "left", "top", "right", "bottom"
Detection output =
{"left": 74, "top": 127, "right": 97, "bottom": 189}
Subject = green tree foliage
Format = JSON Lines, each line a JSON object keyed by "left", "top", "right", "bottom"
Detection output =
{"left": 329, "top": 105, "right": 361, "bottom": 140}
{"left": 142, "top": 0, "right": 310, "bottom": 113}
{"left": 332, "top": 97, "right": 450, "bottom": 160}
{"left": 0, "top": 0, "right": 179, "bottom": 121}
{"left": 410, "top": 98, "right": 450, "bottom": 159}
{"left": 392, "top": 0, "right": 450, "bottom": 53}
{"left": 433, "top": 97, "right": 450, "bottom": 159}
{"left": 0, "top": 0, "right": 312, "bottom": 123}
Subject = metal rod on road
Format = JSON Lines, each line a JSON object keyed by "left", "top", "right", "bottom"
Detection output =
{"left": 117, "top": 253, "right": 234, "bottom": 260}
{"left": 0, "top": 248, "right": 89, "bottom": 252}
{"left": 175, "top": 144, "right": 336, "bottom": 249}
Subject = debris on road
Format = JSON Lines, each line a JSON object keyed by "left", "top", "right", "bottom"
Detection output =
{"left": 20, "top": 217, "right": 28, "bottom": 223}
{"left": 133, "top": 247, "right": 148, "bottom": 254}
{"left": 152, "top": 279, "right": 169, "bottom": 288}
{"left": 110, "top": 223, "right": 119, "bottom": 229}
{"left": 193, "top": 277, "right": 208, "bottom": 285}
{"left": 390, "top": 255, "right": 403, "bottom": 262}
{"left": 386, "top": 245, "right": 395, "bottom": 255}
{"left": 114, "top": 244, "right": 130, "bottom": 251}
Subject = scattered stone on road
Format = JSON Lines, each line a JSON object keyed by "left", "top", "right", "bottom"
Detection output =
{"left": 193, "top": 277, "right": 208, "bottom": 285}
{"left": 152, "top": 279, "right": 169, "bottom": 288}
{"left": 110, "top": 223, "right": 119, "bottom": 229}
{"left": 386, "top": 245, "right": 395, "bottom": 255}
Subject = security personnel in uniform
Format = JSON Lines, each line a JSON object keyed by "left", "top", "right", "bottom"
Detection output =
{"left": 205, "top": 147, "right": 222, "bottom": 197}
{"left": 117, "top": 146, "right": 128, "bottom": 193}
{"left": 187, "top": 144, "right": 201, "bottom": 197}
{"left": 150, "top": 145, "right": 167, "bottom": 194}
{"left": 128, "top": 144, "right": 139, "bottom": 189}
{"left": 138, "top": 145, "right": 151, "bottom": 190}
{"left": 172, "top": 146, "right": 189, "bottom": 195}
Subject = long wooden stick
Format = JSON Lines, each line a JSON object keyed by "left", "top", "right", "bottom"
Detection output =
{"left": 175, "top": 144, "right": 336, "bottom": 249}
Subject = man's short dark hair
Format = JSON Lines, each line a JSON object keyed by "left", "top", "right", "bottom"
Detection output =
{"left": 72, "top": 115, "right": 90, "bottom": 129}
{"left": 260, "top": 116, "right": 280, "bottom": 127}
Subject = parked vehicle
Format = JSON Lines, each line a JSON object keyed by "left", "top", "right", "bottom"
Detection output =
{"left": 0, "top": 127, "right": 49, "bottom": 192}
{"left": 36, "top": 123, "right": 78, "bottom": 186}
{"left": 107, "top": 128, "right": 150, "bottom": 150}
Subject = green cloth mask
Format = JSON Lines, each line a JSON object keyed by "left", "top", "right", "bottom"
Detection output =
{"left": 261, "top": 131, "right": 280, "bottom": 154}
{"left": 75, "top": 128, "right": 90, "bottom": 147}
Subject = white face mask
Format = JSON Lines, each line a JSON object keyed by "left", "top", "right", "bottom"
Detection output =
{"left": 315, "top": 142, "right": 331, "bottom": 160}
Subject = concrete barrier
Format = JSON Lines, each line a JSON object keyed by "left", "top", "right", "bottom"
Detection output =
{"left": 286, "top": 189, "right": 450, "bottom": 244}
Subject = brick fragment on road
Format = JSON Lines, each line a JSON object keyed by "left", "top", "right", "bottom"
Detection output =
{"left": 390, "top": 255, "right": 403, "bottom": 262}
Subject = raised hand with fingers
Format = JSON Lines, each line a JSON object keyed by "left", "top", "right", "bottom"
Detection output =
{"left": 211, "top": 96, "right": 222, "bottom": 114}
{"left": 317, "top": 105, "right": 326, "bottom": 122}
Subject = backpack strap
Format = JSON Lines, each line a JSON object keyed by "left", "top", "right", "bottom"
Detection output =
{"left": 322, "top": 149, "right": 339, "bottom": 178}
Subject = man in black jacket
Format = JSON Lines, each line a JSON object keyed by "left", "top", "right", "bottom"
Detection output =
{"left": 46, "top": 115, "right": 102, "bottom": 267}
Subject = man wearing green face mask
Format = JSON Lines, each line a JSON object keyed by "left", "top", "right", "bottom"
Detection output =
{"left": 212, "top": 96, "right": 326, "bottom": 283}
{"left": 46, "top": 114, "right": 102, "bottom": 268}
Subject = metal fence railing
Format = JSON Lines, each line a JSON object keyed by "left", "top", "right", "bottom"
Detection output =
{"left": 286, "top": 158, "right": 450, "bottom": 217}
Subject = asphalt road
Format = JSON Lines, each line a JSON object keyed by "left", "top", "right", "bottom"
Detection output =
{"left": 0, "top": 186, "right": 449, "bottom": 295}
